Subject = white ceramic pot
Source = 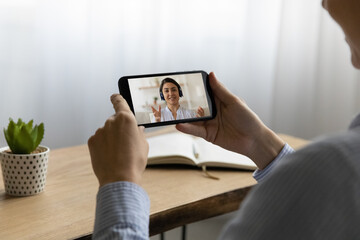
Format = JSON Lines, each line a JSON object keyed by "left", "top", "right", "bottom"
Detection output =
{"left": 0, "top": 146, "right": 50, "bottom": 197}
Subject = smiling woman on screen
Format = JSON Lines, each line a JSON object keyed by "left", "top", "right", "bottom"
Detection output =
{"left": 151, "top": 77, "right": 205, "bottom": 122}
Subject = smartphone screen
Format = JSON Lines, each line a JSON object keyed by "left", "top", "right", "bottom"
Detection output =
{"left": 118, "top": 70, "right": 216, "bottom": 128}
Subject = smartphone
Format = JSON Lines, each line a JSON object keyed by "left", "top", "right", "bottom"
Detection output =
{"left": 118, "top": 70, "right": 216, "bottom": 128}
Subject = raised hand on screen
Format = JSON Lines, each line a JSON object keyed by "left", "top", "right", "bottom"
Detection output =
{"left": 196, "top": 106, "right": 205, "bottom": 118}
{"left": 151, "top": 105, "right": 161, "bottom": 122}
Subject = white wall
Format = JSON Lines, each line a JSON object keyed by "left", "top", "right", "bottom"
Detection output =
{"left": 0, "top": 0, "right": 359, "bottom": 150}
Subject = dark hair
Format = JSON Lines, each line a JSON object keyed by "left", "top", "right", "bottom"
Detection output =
{"left": 159, "top": 78, "right": 183, "bottom": 100}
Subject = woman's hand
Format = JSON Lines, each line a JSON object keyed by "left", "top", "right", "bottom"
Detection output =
{"left": 88, "top": 94, "right": 149, "bottom": 187}
{"left": 151, "top": 105, "right": 161, "bottom": 122}
{"left": 196, "top": 106, "right": 205, "bottom": 117}
{"left": 176, "top": 72, "right": 285, "bottom": 170}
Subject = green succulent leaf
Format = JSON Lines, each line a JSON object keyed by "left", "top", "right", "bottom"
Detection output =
{"left": 34, "top": 123, "right": 44, "bottom": 148}
{"left": 3, "top": 118, "right": 45, "bottom": 154}
{"left": 30, "top": 125, "right": 38, "bottom": 146}
{"left": 25, "top": 119, "right": 33, "bottom": 133}
{"left": 4, "top": 119, "right": 18, "bottom": 151}
{"left": 13, "top": 126, "right": 34, "bottom": 154}
{"left": 16, "top": 118, "right": 24, "bottom": 127}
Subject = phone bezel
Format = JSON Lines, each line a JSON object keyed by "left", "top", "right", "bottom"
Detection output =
{"left": 118, "top": 70, "right": 216, "bottom": 128}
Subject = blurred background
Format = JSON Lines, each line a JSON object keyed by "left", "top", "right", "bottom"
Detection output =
{"left": 1, "top": 0, "right": 359, "bottom": 149}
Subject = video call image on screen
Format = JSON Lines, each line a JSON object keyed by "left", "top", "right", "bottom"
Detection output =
{"left": 128, "top": 73, "right": 211, "bottom": 124}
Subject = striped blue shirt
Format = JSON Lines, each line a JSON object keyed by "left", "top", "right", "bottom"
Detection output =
{"left": 93, "top": 113, "right": 360, "bottom": 239}
{"left": 94, "top": 182, "right": 150, "bottom": 240}
{"left": 253, "top": 143, "right": 295, "bottom": 182}
{"left": 93, "top": 144, "right": 293, "bottom": 239}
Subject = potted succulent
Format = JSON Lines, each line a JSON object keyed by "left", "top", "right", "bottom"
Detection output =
{"left": 0, "top": 118, "right": 49, "bottom": 197}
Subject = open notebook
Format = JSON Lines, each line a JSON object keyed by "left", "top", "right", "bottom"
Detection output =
{"left": 147, "top": 132, "right": 256, "bottom": 171}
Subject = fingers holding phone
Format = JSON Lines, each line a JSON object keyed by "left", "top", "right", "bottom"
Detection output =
{"left": 88, "top": 94, "right": 149, "bottom": 187}
{"left": 176, "top": 72, "right": 285, "bottom": 170}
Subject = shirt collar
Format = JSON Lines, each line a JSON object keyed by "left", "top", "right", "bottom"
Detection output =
{"left": 165, "top": 105, "right": 181, "bottom": 113}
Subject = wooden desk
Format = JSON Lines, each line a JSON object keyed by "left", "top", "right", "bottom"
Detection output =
{"left": 0, "top": 128, "right": 308, "bottom": 239}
